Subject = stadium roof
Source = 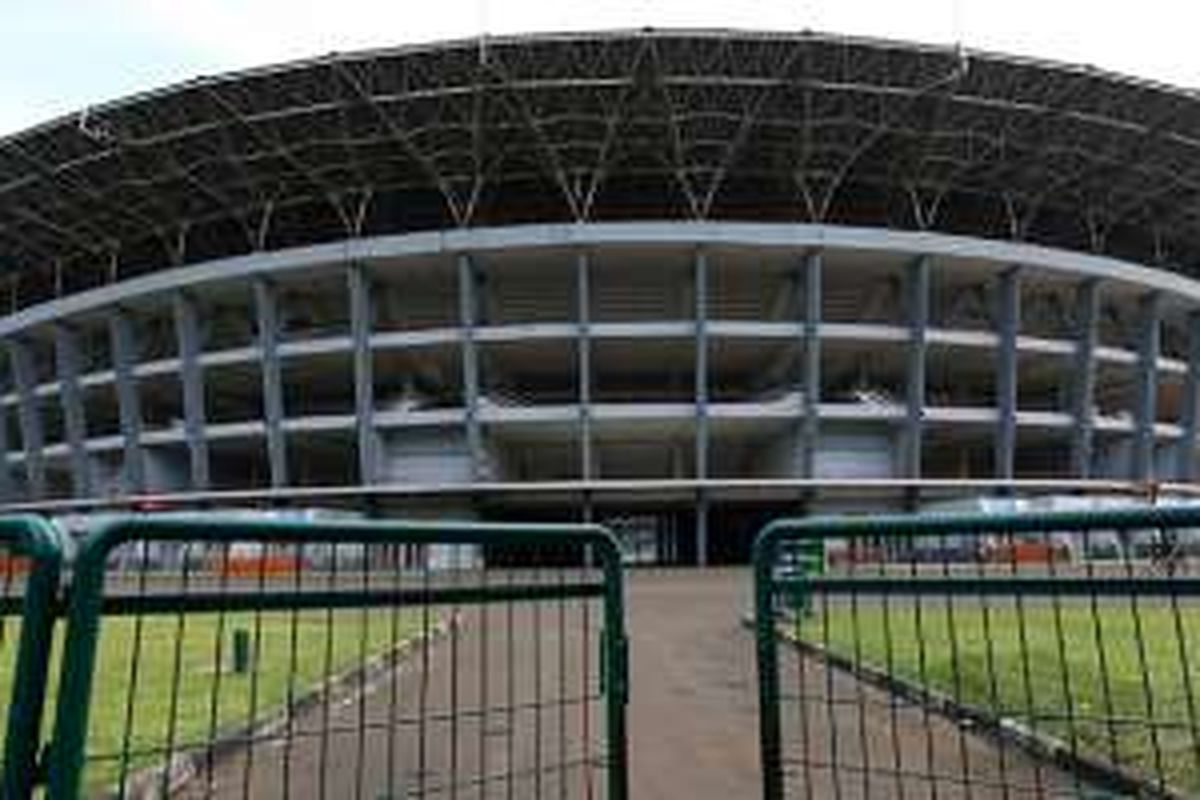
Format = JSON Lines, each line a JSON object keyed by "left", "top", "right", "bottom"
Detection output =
{"left": 3, "top": 28, "right": 1200, "bottom": 306}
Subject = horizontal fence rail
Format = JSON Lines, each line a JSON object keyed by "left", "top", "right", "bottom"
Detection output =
{"left": 753, "top": 507, "right": 1200, "bottom": 800}
{"left": 40, "top": 516, "right": 628, "bottom": 800}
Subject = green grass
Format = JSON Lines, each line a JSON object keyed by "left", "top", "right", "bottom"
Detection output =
{"left": 795, "top": 599, "right": 1200, "bottom": 794}
{"left": 0, "top": 607, "right": 424, "bottom": 792}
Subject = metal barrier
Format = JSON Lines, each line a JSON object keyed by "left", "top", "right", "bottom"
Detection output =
{"left": 0, "top": 516, "right": 63, "bottom": 798}
{"left": 43, "top": 516, "right": 628, "bottom": 800}
{"left": 753, "top": 508, "right": 1200, "bottom": 800}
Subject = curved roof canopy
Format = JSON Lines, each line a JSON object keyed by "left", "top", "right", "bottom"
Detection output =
{"left": 3, "top": 28, "right": 1200, "bottom": 306}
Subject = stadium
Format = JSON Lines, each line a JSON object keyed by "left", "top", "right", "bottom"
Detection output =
{"left": 2, "top": 28, "right": 1200, "bottom": 565}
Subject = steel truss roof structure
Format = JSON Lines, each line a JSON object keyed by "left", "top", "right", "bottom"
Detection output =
{"left": 3, "top": 28, "right": 1200, "bottom": 307}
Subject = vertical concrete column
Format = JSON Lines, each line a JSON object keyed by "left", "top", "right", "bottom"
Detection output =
{"left": 904, "top": 256, "right": 930, "bottom": 481}
{"left": 173, "top": 291, "right": 209, "bottom": 491}
{"left": 254, "top": 278, "right": 288, "bottom": 488}
{"left": 8, "top": 338, "right": 44, "bottom": 499}
{"left": 0, "top": 403, "right": 12, "bottom": 501}
{"left": 1132, "top": 291, "right": 1162, "bottom": 480}
{"left": 694, "top": 249, "right": 709, "bottom": 480}
{"left": 694, "top": 249, "right": 709, "bottom": 566}
{"left": 54, "top": 323, "right": 91, "bottom": 497}
{"left": 576, "top": 251, "right": 594, "bottom": 481}
{"left": 348, "top": 264, "right": 376, "bottom": 484}
{"left": 109, "top": 308, "right": 144, "bottom": 492}
{"left": 799, "top": 250, "right": 822, "bottom": 478}
{"left": 1176, "top": 311, "right": 1200, "bottom": 481}
{"left": 457, "top": 253, "right": 483, "bottom": 481}
{"left": 994, "top": 267, "right": 1021, "bottom": 482}
{"left": 1070, "top": 279, "right": 1100, "bottom": 478}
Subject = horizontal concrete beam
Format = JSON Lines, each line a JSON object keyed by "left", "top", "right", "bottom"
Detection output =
{"left": 4, "top": 222, "right": 1200, "bottom": 338}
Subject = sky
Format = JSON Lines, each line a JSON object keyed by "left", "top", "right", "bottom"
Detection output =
{"left": 2, "top": 0, "right": 1200, "bottom": 136}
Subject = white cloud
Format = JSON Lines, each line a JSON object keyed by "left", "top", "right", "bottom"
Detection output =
{"left": 4, "top": 0, "right": 1200, "bottom": 136}
{"left": 105, "top": 0, "right": 1200, "bottom": 88}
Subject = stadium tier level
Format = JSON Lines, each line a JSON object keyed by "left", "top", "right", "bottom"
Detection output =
{"left": 3, "top": 29, "right": 1200, "bottom": 563}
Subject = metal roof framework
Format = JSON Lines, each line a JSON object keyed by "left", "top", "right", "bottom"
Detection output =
{"left": 4, "top": 29, "right": 1200, "bottom": 308}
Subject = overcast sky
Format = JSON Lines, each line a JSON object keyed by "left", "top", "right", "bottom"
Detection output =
{"left": 3, "top": 0, "right": 1200, "bottom": 136}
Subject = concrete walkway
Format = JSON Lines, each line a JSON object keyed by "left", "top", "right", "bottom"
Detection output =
{"left": 626, "top": 569, "right": 1074, "bottom": 799}
{"left": 172, "top": 568, "right": 1075, "bottom": 799}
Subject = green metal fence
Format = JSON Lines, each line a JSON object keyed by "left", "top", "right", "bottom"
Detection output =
{"left": 37, "top": 516, "right": 627, "bottom": 800}
{"left": 753, "top": 508, "right": 1200, "bottom": 800}
{"left": 0, "top": 515, "right": 63, "bottom": 799}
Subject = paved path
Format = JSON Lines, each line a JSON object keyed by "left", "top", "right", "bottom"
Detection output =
{"left": 626, "top": 569, "right": 1075, "bottom": 800}
{"left": 171, "top": 568, "right": 1076, "bottom": 798}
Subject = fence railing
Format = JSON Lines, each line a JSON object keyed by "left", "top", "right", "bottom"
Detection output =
{"left": 0, "top": 514, "right": 628, "bottom": 799}
{"left": 753, "top": 507, "right": 1200, "bottom": 800}
{"left": 0, "top": 516, "right": 63, "bottom": 799}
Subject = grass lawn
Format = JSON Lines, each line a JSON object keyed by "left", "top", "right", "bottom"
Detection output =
{"left": 794, "top": 598, "right": 1200, "bottom": 794}
{"left": 0, "top": 606, "right": 424, "bottom": 792}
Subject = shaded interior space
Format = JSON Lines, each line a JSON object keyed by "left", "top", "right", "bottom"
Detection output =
{"left": 374, "top": 344, "right": 463, "bottom": 412}
{"left": 591, "top": 338, "right": 695, "bottom": 404}
{"left": 479, "top": 340, "right": 577, "bottom": 406}
{"left": 707, "top": 502, "right": 801, "bottom": 565}
{"left": 372, "top": 254, "right": 459, "bottom": 331}
{"left": 921, "top": 425, "right": 993, "bottom": 480}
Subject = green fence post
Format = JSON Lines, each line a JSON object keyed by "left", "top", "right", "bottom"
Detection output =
{"left": 753, "top": 523, "right": 784, "bottom": 800}
{"left": 0, "top": 515, "right": 64, "bottom": 800}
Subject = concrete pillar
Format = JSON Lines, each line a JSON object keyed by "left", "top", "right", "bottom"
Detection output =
{"left": 904, "top": 256, "right": 930, "bottom": 480}
{"left": 1132, "top": 291, "right": 1162, "bottom": 480}
{"left": 1070, "top": 280, "right": 1100, "bottom": 478}
{"left": 1176, "top": 311, "right": 1200, "bottom": 481}
{"left": 576, "top": 251, "right": 594, "bottom": 481}
{"left": 254, "top": 278, "right": 288, "bottom": 487}
{"left": 694, "top": 249, "right": 709, "bottom": 482}
{"left": 348, "top": 264, "right": 376, "bottom": 484}
{"left": 54, "top": 324, "right": 91, "bottom": 497}
{"left": 457, "top": 254, "right": 483, "bottom": 480}
{"left": 800, "top": 250, "right": 822, "bottom": 478}
{"left": 7, "top": 339, "right": 43, "bottom": 499}
{"left": 994, "top": 267, "right": 1020, "bottom": 481}
{"left": 0, "top": 402, "right": 12, "bottom": 501}
{"left": 173, "top": 291, "right": 209, "bottom": 490}
{"left": 109, "top": 308, "right": 144, "bottom": 492}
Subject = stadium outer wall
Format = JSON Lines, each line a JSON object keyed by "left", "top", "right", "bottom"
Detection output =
{"left": 1, "top": 220, "right": 1199, "bottom": 564}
